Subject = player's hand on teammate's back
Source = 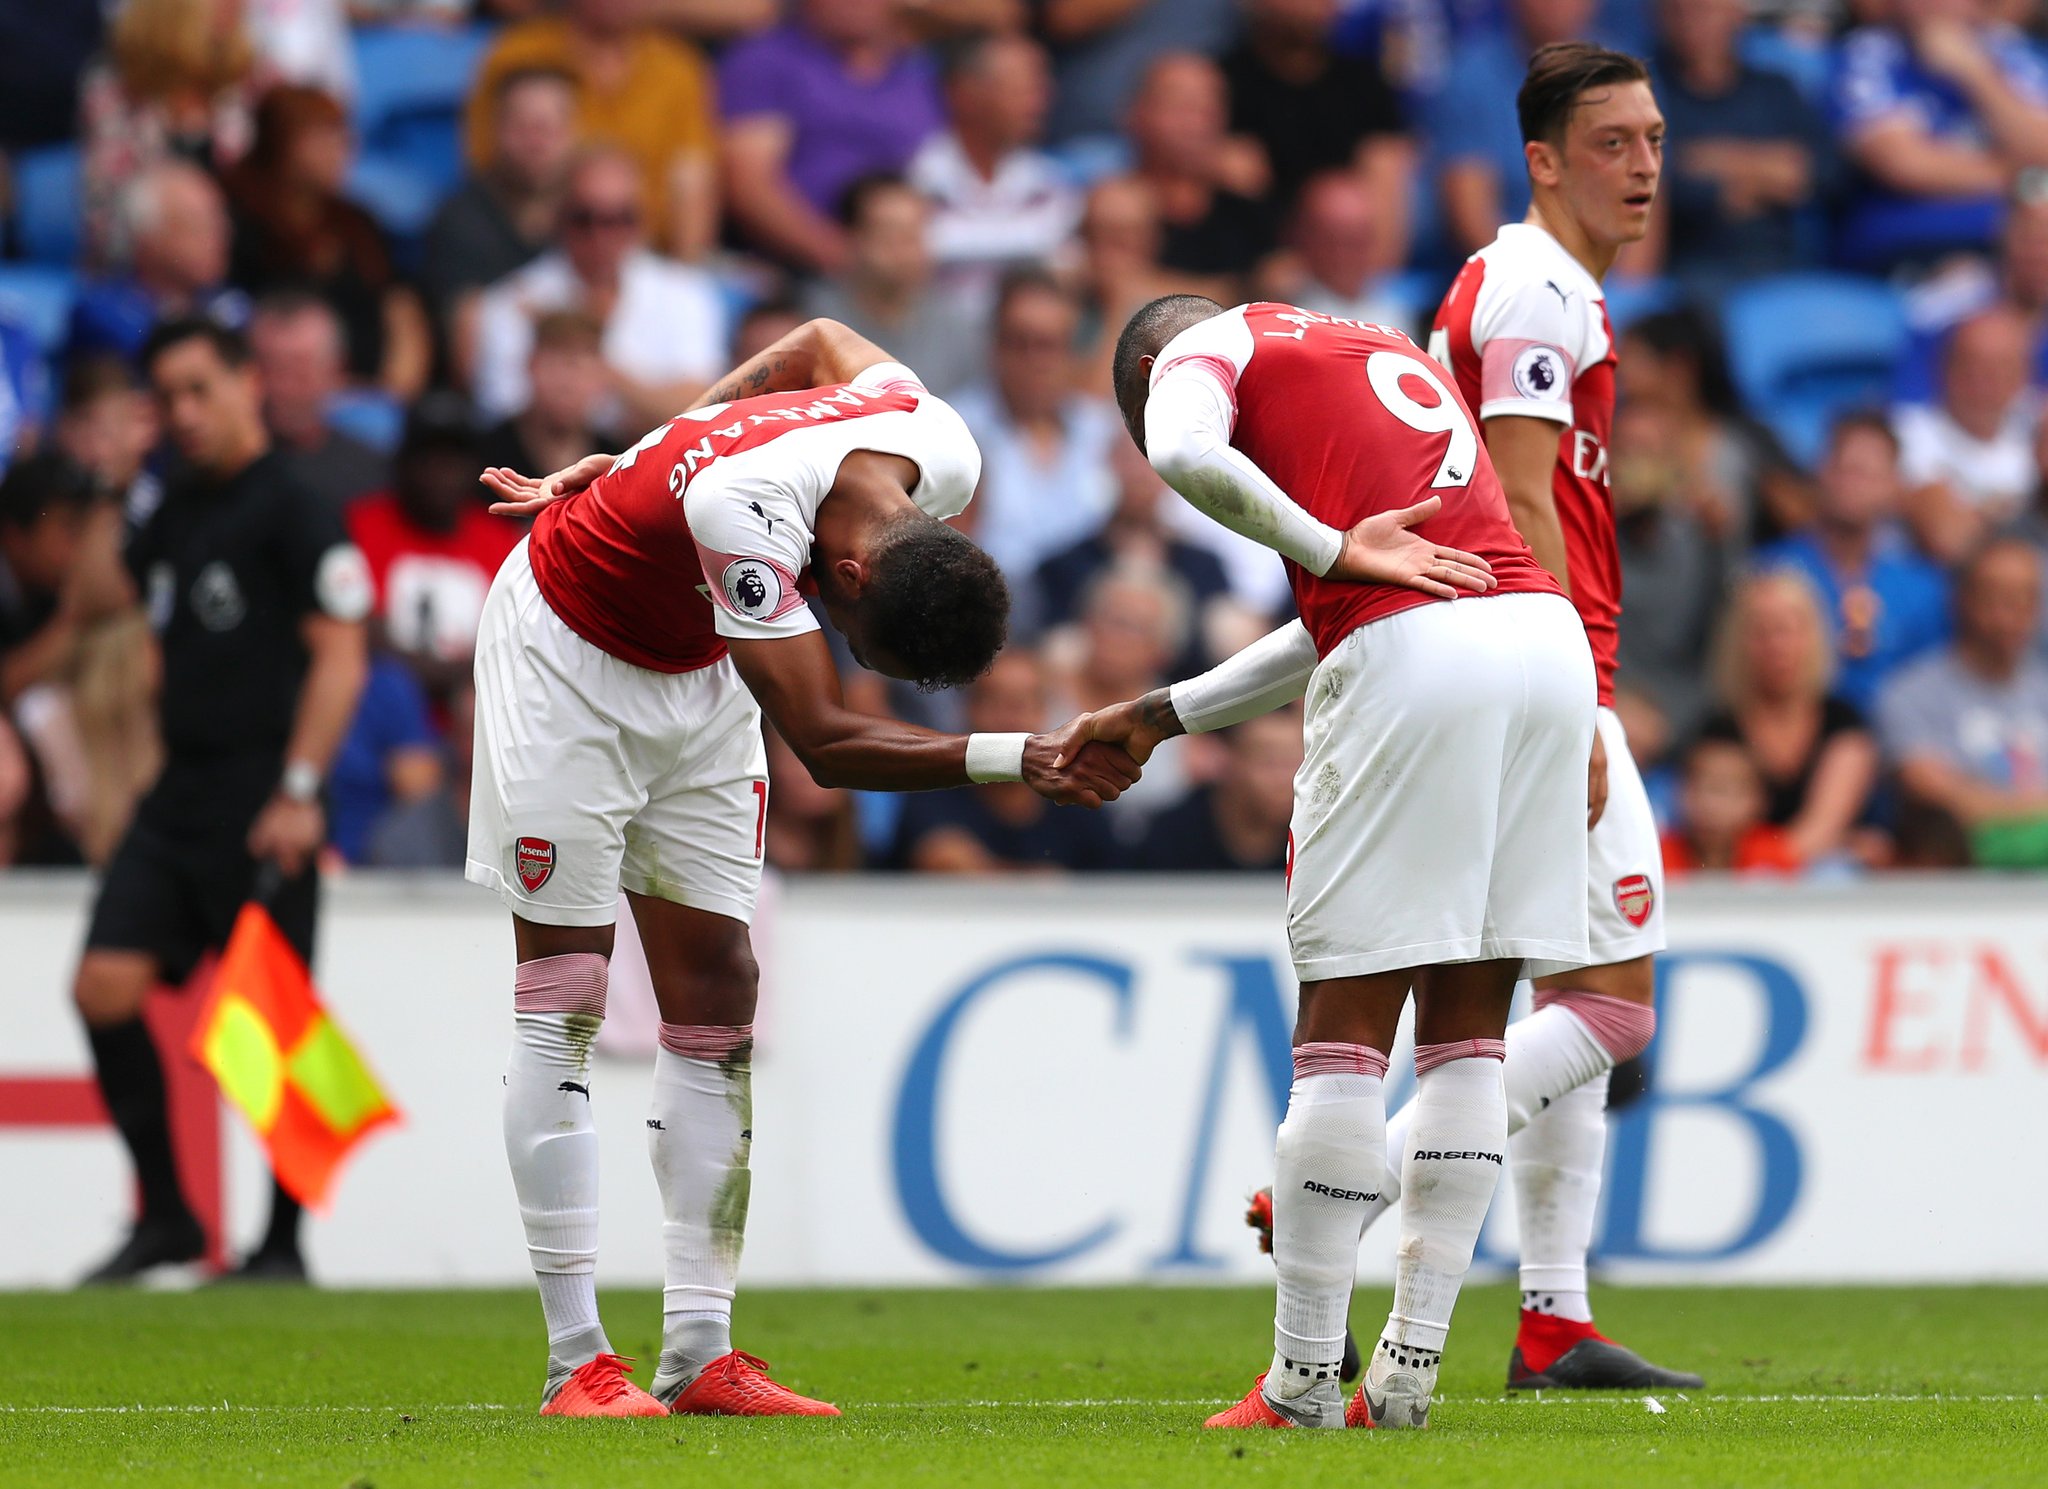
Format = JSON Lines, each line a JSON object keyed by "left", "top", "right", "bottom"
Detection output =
{"left": 1586, "top": 726, "right": 1609, "bottom": 831}
{"left": 1329, "top": 496, "right": 1498, "bottom": 599}
{"left": 1024, "top": 722, "right": 1142, "bottom": 809}
{"left": 482, "top": 452, "right": 616, "bottom": 517}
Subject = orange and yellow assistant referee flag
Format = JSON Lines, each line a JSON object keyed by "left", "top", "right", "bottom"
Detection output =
{"left": 189, "top": 903, "right": 399, "bottom": 1209}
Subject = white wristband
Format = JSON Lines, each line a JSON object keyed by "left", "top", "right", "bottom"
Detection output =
{"left": 280, "top": 760, "right": 322, "bottom": 802}
{"left": 964, "top": 732, "right": 1029, "bottom": 784}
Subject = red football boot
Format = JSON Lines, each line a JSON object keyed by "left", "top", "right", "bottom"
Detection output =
{"left": 539, "top": 1354, "right": 668, "bottom": 1418}
{"left": 1245, "top": 1188, "right": 1275, "bottom": 1254}
{"left": 1205, "top": 1376, "right": 1295, "bottom": 1429}
{"left": 1205, "top": 1373, "right": 1346, "bottom": 1429}
{"left": 1506, "top": 1310, "right": 1704, "bottom": 1391}
{"left": 665, "top": 1351, "right": 841, "bottom": 1417}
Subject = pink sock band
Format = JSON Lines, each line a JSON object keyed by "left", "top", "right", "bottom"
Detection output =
{"left": 1533, "top": 987, "right": 1657, "bottom": 1061}
{"left": 659, "top": 1023, "right": 755, "bottom": 1062}
{"left": 1293, "top": 1041, "right": 1390, "bottom": 1080}
{"left": 513, "top": 953, "right": 607, "bottom": 1016}
{"left": 1414, "top": 1038, "right": 1507, "bottom": 1076}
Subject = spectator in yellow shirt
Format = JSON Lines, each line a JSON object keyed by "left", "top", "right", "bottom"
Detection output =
{"left": 463, "top": 0, "right": 719, "bottom": 260}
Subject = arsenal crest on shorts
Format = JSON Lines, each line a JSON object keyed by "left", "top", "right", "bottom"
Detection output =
{"left": 1613, "top": 872, "right": 1655, "bottom": 928}
{"left": 515, "top": 837, "right": 556, "bottom": 893}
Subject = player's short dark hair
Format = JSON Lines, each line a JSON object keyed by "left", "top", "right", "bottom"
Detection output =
{"left": 141, "top": 315, "right": 251, "bottom": 374}
{"left": 0, "top": 451, "right": 97, "bottom": 532}
{"left": 1517, "top": 42, "right": 1650, "bottom": 146}
{"left": 862, "top": 514, "right": 1010, "bottom": 692}
{"left": 1826, "top": 408, "right": 1900, "bottom": 460}
{"left": 1111, "top": 293, "right": 1224, "bottom": 446}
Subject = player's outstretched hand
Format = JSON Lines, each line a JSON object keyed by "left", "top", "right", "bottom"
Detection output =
{"left": 482, "top": 452, "right": 616, "bottom": 516}
{"left": 1059, "top": 695, "right": 1180, "bottom": 768}
{"left": 1329, "top": 496, "right": 1497, "bottom": 598}
{"left": 1024, "top": 724, "right": 1143, "bottom": 808}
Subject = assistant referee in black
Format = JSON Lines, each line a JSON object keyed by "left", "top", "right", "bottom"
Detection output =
{"left": 73, "top": 317, "right": 369, "bottom": 1285}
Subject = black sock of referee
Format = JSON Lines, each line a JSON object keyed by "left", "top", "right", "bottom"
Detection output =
{"left": 257, "top": 1176, "right": 303, "bottom": 1259}
{"left": 85, "top": 1018, "right": 192, "bottom": 1226}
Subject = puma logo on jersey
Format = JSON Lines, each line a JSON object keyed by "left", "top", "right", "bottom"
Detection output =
{"left": 748, "top": 501, "right": 780, "bottom": 532}
{"left": 1544, "top": 278, "right": 1572, "bottom": 310}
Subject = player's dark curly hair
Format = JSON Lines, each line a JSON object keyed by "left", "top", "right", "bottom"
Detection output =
{"left": 862, "top": 514, "right": 1010, "bottom": 692}
{"left": 1112, "top": 293, "right": 1224, "bottom": 450}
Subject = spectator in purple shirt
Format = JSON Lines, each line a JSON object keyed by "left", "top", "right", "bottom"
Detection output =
{"left": 719, "top": 0, "right": 945, "bottom": 273}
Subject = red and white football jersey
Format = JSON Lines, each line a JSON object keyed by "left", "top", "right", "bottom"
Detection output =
{"left": 526, "top": 362, "right": 981, "bottom": 673}
{"left": 1148, "top": 302, "right": 1558, "bottom": 657}
{"left": 1430, "top": 222, "right": 1620, "bottom": 704}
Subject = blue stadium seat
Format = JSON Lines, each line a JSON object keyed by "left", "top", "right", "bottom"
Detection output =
{"left": 350, "top": 24, "right": 493, "bottom": 145}
{"left": 0, "top": 263, "right": 78, "bottom": 353}
{"left": 1047, "top": 135, "right": 1132, "bottom": 190}
{"left": 347, "top": 153, "right": 444, "bottom": 245}
{"left": 348, "top": 24, "right": 494, "bottom": 231}
{"left": 1722, "top": 273, "right": 1907, "bottom": 469}
{"left": 1740, "top": 26, "right": 1832, "bottom": 103}
{"left": 13, "top": 144, "right": 84, "bottom": 266}
{"left": 327, "top": 387, "right": 405, "bottom": 454}
{"left": 1604, "top": 275, "right": 1682, "bottom": 332}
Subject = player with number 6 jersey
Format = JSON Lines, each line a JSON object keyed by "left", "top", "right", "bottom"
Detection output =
{"left": 1083, "top": 293, "right": 1598, "bottom": 1432}
{"left": 462, "top": 318, "right": 1146, "bottom": 1421}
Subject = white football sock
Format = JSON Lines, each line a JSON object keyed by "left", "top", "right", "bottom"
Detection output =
{"left": 1266, "top": 1043, "right": 1387, "bottom": 1404}
{"left": 1361, "top": 1002, "right": 1613, "bottom": 1223}
{"left": 648, "top": 1024, "right": 755, "bottom": 1395}
{"left": 504, "top": 955, "right": 612, "bottom": 1390}
{"left": 1383, "top": 1047, "right": 1506, "bottom": 1353}
{"left": 1513, "top": 1072, "right": 1608, "bottom": 1317}
{"left": 1508, "top": 988, "right": 1655, "bottom": 1320}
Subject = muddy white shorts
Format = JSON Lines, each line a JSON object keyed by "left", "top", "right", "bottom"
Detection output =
{"left": 1286, "top": 591, "right": 1595, "bottom": 983}
{"left": 466, "top": 540, "right": 769, "bottom": 928}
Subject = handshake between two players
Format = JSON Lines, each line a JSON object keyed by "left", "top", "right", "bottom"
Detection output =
{"left": 482, "top": 449, "right": 1497, "bottom": 808}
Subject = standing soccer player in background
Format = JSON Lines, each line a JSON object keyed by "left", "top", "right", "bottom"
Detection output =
{"left": 1418, "top": 42, "right": 1701, "bottom": 1390}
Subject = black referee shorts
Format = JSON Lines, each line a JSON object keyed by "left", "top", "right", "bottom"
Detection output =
{"left": 84, "top": 757, "right": 318, "bottom": 985}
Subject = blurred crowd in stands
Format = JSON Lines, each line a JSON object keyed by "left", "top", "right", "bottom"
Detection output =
{"left": 0, "top": 0, "right": 2045, "bottom": 880}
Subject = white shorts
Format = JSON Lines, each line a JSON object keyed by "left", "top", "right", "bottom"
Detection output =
{"left": 466, "top": 540, "right": 769, "bottom": 928}
{"left": 1286, "top": 592, "right": 1595, "bottom": 983}
{"left": 1581, "top": 705, "right": 1666, "bottom": 966}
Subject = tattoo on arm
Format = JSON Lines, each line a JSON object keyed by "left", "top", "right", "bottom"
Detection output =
{"left": 702, "top": 354, "right": 790, "bottom": 409}
{"left": 1137, "top": 688, "right": 1187, "bottom": 741}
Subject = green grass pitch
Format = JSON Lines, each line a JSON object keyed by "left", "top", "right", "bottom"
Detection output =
{"left": 3, "top": 1284, "right": 2044, "bottom": 1487}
